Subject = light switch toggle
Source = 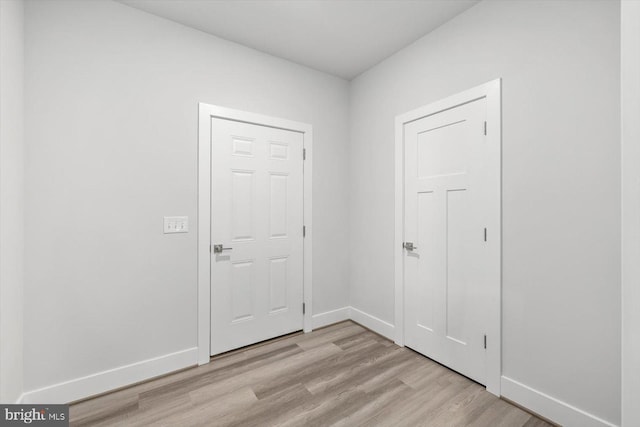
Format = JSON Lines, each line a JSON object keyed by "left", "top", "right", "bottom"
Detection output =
{"left": 164, "top": 216, "right": 189, "bottom": 233}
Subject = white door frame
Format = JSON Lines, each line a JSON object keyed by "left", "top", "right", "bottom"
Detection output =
{"left": 393, "top": 79, "right": 502, "bottom": 395}
{"left": 197, "top": 103, "right": 313, "bottom": 365}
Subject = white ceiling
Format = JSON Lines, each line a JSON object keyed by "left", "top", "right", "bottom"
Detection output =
{"left": 118, "top": 0, "right": 479, "bottom": 80}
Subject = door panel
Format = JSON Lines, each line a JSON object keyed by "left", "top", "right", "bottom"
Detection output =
{"left": 404, "top": 98, "right": 488, "bottom": 385}
{"left": 445, "top": 188, "right": 471, "bottom": 345}
{"left": 269, "top": 256, "right": 288, "bottom": 313}
{"left": 416, "top": 191, "right": 436, "bottom": 333}
{"left": 231, "top": 170, "right": 254, "bottom": 241}
{"left": 211, "top": 118, "right": 304, "bottom": 356}
{"left": 230, "top": 260, "right": 254, "bottom": 322}
{"left": 417, "top": 120, "right": 469, "bottom": 178}
{"left": 269, "top": 173, "right": 288, "bottom": 238}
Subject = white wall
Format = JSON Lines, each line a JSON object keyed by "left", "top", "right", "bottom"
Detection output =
{"left": 0, "top": 0, "right": 24, "bottom": 404}
{"left": 23, "top": 0, "right": 349, "bottom": 398}
{"left": 349, "top": 1, "right": 620, "bottom": 425}
{"left": 621, "top": 1, "right": 640, "bottom": 426}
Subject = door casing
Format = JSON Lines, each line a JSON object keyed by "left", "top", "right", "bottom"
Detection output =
{"left": 198, "top": 103, "right": 313, "bottom": 365}
{"left": 393, "top": 79, "right": 502, "bottom": 395}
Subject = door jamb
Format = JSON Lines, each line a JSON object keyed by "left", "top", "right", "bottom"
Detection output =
{"left": 197, "top": 103, "right": 313, "bottom": 365}
{"left": 393, "top": 79, "right": 502, "bottom": 395}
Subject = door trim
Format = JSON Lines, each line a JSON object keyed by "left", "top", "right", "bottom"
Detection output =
{"left": 393, "top": 79, "right": 502, "bottom": 395}
{"left": 197, "top": 103, "right": 313, "bottom": 365}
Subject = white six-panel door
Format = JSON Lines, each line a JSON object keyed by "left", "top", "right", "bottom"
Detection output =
{"left": 210, "top": 118, "right": 304, "bottom": 355}
{"left": 403, "top": 98, "right": 491, "bottom": 385}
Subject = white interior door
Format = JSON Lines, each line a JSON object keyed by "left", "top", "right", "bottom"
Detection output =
{"left": 210, "top": 118, "right": 304, "bottom": 356}
{"left": 403, "top": 98, "right": 491, "bottom": 384}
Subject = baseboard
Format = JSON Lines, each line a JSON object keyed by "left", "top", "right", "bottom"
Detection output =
{"left": 18, "top": 307, "right": 389, "bottom": 405}
{"left": 13, "top": 319, "right": 614, "bottom": 427}
{"left": 313, "top": 308, "right": 616, "bottom": 427}
{"left": 311, "top": 306, "right": 350, "bottom": 329}
{"left": 21, "top": 347, "right": 198, "bottom": 404}
{"left": 311, "top": 306, "right": 395, "bottom": 341}
{"left": 348, "top": 306, "right": 395, "bottom": 341}
{"left": 501, "top": 376, "right": 618, "bottom": 427}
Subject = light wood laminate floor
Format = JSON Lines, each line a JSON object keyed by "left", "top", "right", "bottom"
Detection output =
{"left": 70, "top": 321, "right": 553, "bottom": 427}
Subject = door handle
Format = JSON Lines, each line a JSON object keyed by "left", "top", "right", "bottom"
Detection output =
{"left": 213, "top": 244, "right": 233, "bottom": 254}
{"left": 403, "top": 242, "right": 417, "bottom": 251}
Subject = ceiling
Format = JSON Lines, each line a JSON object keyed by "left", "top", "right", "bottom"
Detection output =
{"left": 118, "top": 0, "right": 479, "bottom": 80}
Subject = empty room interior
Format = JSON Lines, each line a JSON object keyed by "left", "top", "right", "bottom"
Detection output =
{"left": 1, "top": 0, "right": 639, "bottom": 426}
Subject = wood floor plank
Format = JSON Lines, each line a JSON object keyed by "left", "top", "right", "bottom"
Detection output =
{"left": 470, "top": 398, "right": 533, "bottom": 427}
{"left": 330, "top": 377, "right": 416, "bottom": 427}
{"left": 179, "top": 386, "right": 259, "bottom": 426}
{"left": 295, "top": 324, "right": 365, "bottom": 351}
{"left": 136, "top": 343, "right": 308, "bottom": 406}
{"left": 69, "top": 321, "right": 552, "bottom": 427}
{"left": 300, "top": 340, "right": 399, "bottom": 395}
{"left": 254, "top": 337, "right": 380, "bottom": 397}
{"left": 523, "top": 416, "right": 557, "bottom": 427}
{"left": 222, "top": 383, "right": 313, "bottom": 427}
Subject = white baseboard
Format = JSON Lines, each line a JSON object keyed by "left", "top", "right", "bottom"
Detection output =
{"left": 21, "top": 347, "right": 197, "bottom": 404}
{"left": 311, "top": 306, "right": 350, "bottom": 329}
{"left": 348, "top": 306, "right": 395, "bottom": 341}
{"left": 313, "top": 308, "right": 617, "bottom": 427}
{"left": 311, "top": 306, "right": 395, "bottom": 341}
{"left": 18, "top": 306, "right": 390, "bottom": 405}
{"left": 501, "top": 376, "right": 618, "bottom": 427}
{"left": 18, "top": 314, "right": 614, "bottom": 427}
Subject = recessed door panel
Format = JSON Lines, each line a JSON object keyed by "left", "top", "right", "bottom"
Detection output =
{"left": 416, "top": 191, "right": 437, "bottom": 332}
{"left": 445, "top": 188, "right": 471, "bottom": 345}
{"left": 417, "top": 120, "right": 468, "bottom": 178}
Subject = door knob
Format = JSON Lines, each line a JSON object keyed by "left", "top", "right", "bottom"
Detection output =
{"left": 403, "top": 242, "right": 417, "bottom": 251}
{"left": 213, "top": 244, "right": 233, "bottom": 254}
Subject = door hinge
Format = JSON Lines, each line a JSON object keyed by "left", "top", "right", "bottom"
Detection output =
{"left": 303, "top": 225, "right": 306, "bottom": 237}
{"left": 303, "top": 148, "right": 306, "bottom": 160}
{"left": 303, "top": 302, "right": 306, "bottom": 315}
{"left": 484, "top": 334, "right": 487, "bottom": 349}
{"left": 484, "top": 121, "right": 487, "bottom": 136}
{"left": 484, "top": 228, "right": 487, "bottom": 242}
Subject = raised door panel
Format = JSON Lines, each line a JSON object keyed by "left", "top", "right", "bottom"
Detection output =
{"left": 232, "top": 136, "right": 254, "bottom": 157}
{"left": 269, "top": 257, "right": 288, "bottom": 313}
{"left": 269, "top": 141, "right": 289, "bottom": 160}
{"left": 230, "top": 260, "right": 255, "bottom": 322}
{"left": 231, "top": 170, "right": 255, "bottom": 242}
{"left": 269, "top": 173, "right": 288, "bottom": 239}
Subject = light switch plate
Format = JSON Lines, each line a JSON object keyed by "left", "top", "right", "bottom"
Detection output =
{"left": 164, "top": 216, "right": 188, "bottom": 233}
